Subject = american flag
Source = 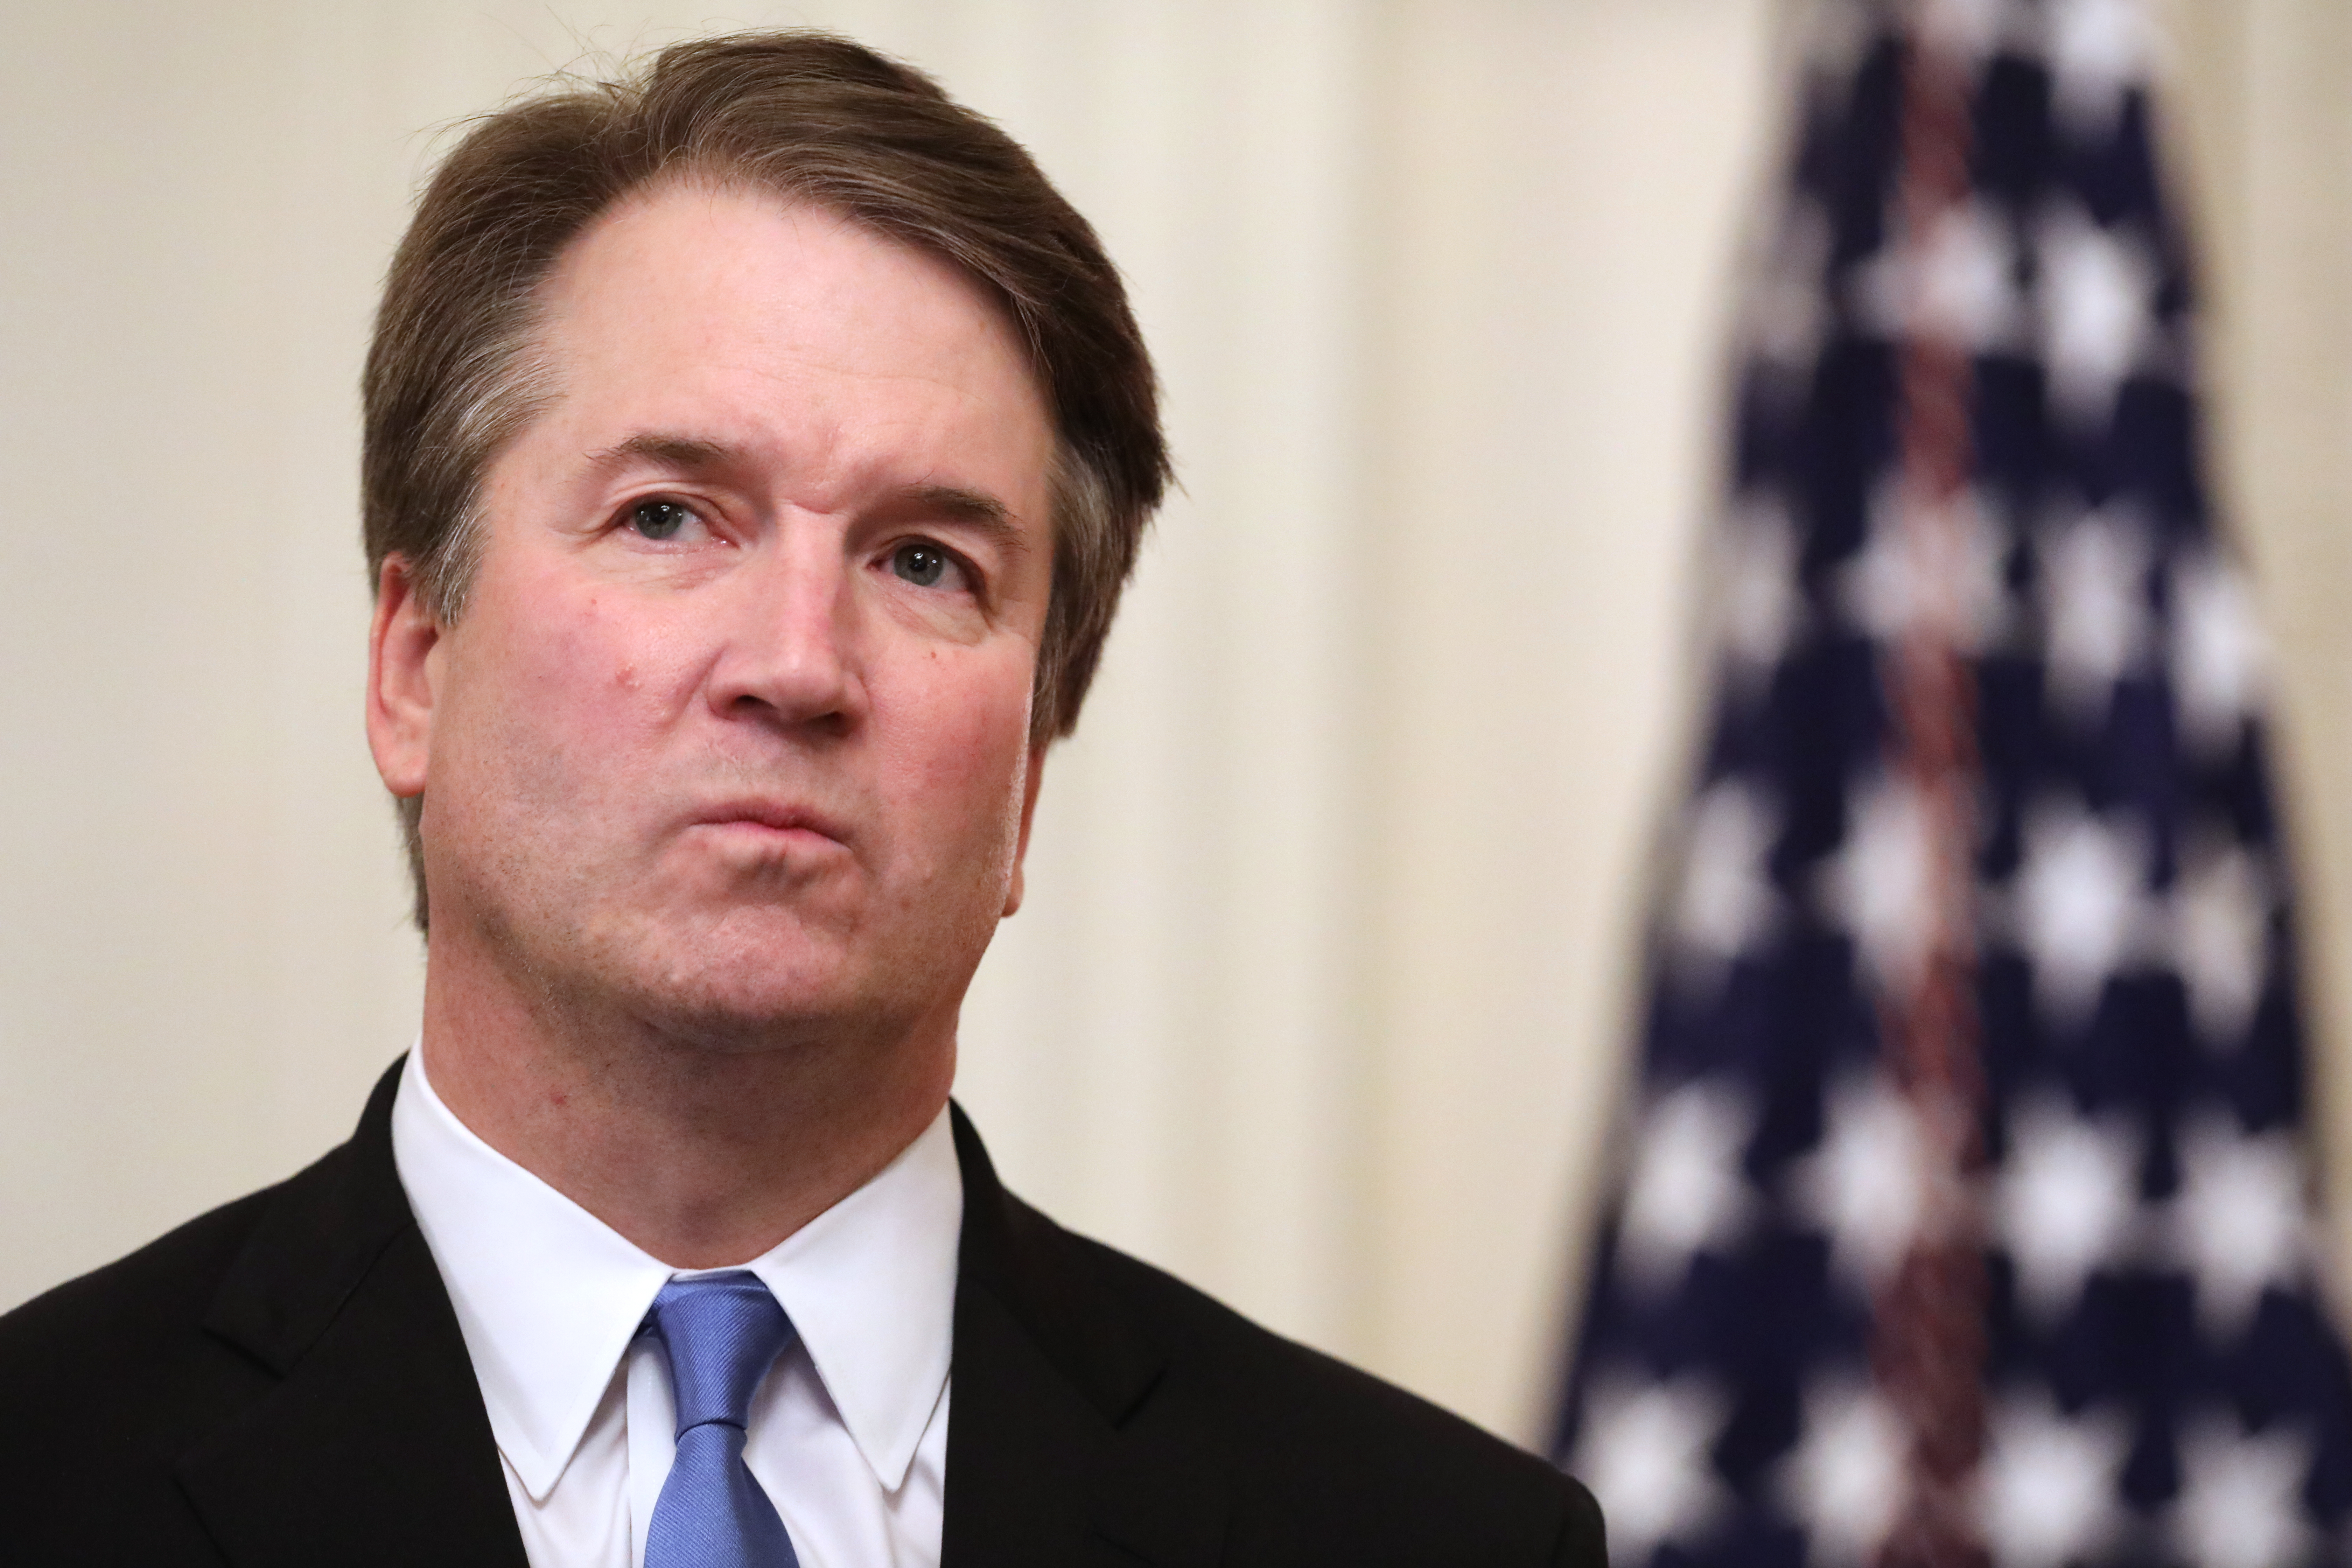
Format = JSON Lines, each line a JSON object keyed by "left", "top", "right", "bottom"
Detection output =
{"left": 1551, "top": 4, "right": 2352, "bottom": 1567}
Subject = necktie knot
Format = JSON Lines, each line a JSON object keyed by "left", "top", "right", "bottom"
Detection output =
{"left": 643, "top": 1272, "right": 803, "bottom": 1568}
{"left": 647, "top": 1272, "right": 798, "bottom": 1437}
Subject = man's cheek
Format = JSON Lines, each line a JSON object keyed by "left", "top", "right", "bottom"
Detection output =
{"left": 523, "top": 606, "right": 666, "bottom": 777}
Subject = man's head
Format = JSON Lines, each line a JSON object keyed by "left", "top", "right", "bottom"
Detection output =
{"left": 364, "top": 31, "right": 1167, "bottom": 931}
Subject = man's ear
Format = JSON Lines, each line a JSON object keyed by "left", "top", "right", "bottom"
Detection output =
{"left": 366, "top": 555, "right": 442, "bottom": 799}
{"left": 1001, "top": 740, "right": 1049, "bottom": 918}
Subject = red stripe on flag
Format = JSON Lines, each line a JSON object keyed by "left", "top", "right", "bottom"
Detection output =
{"left": 1872, "top": 26, "right": 1991, "bottom": 1568}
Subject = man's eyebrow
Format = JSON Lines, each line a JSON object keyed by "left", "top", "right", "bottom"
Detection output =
{"left": 899, "top": 484, "right": 1022, "bottom": 544}
{"left": 582, "top": 432, "right": 743, "bottom": 474}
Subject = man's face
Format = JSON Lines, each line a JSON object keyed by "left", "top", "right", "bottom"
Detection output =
{"left": 368, "top": 182, "right": 1057, "bottom": 1054}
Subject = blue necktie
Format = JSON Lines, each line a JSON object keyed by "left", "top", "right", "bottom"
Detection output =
{"left": 644, "top": 1272, "right": 802, "bottom": 1568}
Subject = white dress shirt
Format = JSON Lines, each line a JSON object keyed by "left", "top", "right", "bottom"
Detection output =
{"left": 390, "top": 1049, "right": 961, "bottom": 1568}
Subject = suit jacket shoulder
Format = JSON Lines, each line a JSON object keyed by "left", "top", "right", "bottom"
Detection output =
{"left": 945, "top": 1106, "right": 1605, "bottom": 1568}
{"left": 0, "top": 1062, "right": 524, "bottom": 1568}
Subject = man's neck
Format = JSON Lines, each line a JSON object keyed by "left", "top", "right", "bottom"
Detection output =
{"left": 416, "top": 945, "right": 956, "bottom": 1269}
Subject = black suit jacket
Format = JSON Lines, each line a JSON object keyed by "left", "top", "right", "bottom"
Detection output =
{"left": 0, "top": 1061, "right": 1602, "bottom": 1566}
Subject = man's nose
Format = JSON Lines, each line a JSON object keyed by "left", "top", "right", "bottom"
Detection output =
{"left": 703, "top": 534, "right": 863, "bottom": 733}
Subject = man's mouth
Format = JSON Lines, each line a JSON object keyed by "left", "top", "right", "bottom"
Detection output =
{"left": 690, "top": 800, "right": 851, "bottom": 850}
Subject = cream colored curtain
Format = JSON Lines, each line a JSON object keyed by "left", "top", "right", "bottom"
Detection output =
{"left": 3, "top": 0, "right": 2346, "bottom": 1447}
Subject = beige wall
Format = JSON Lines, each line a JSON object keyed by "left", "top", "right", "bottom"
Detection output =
{"left": 4, "top": 0, "right": 2347, "bottom": 1448}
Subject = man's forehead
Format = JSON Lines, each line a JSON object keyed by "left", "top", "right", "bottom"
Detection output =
{"left": 538, "top": 187, "right": 1044, "bottom": 421}
{"left": 545, "top": 181, "right": 1035, "bottom": 376}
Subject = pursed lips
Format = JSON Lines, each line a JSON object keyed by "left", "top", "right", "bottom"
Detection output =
{"left": 688, "top": 800, "right": 853, "bottom": 852}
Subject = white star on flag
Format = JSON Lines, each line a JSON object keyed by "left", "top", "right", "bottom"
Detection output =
{"left": 1619, "top": 1083, "right": 1757, "bottom": 1294}
{"left": 1714, "top": 496, "right": 1805, "bottom": 690}
{"left": 1570, "top": 1371, "right": 1732, "bottom": 1561}
{"left": 1822, "top": 774, "right": 1938, "bottom": 1003}
{"left": 2012, "top": 797, "right": 2147, "bottom": 1030}
{"left": 2046, "top": 0, "right": 2155, "bottom": 141}
{"left": 2170, "top": 1415, "right": 2315, "bottom": 1568}
{"left": 1978, "top": 1390, "right": 2129, "bottom": 1568}
{"left": 2169, "top": 835, "right": 2269, "bottom": 1051}
{"left": 2171, "top": 550, "right": 2268, "bottom": 760}
{"left": 1864, "top": 199, "right": 2024, "bottom": 352}
{"left": 2035, "top": 201, "right": 2154, "bottom": 427}
{"left": 1793, "top": 1074, "right": 1931, "bottom": 1290}
{"left": 1672, "top": 782, "right": 1781, "bottom": 991}
{"left": 1779, "top": 1381, "right": 1905, "bottom": 1566}
{"left": 2169, "top": 1116, "right": 2307, "bottom": 1337}
{"left": 1841, "top": 479, "right": 2011, "bottom": 654}
{"left": 1994, "top": 1096, "right": 2140, "bottom": 1320}
{"left": 2038, "top": 505, "right": 2150, "bottom": 728}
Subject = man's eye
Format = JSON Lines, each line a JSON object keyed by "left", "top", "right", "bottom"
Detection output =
{"left": 891, "top": 542, "right": 957, "bottom": 589}
{"left": 629, "top": 500, "right": 694, "bottom": 540}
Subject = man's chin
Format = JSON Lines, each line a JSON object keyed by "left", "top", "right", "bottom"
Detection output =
{"left": 532, "top": 908, "right": 964, "bottom": 1058}
{"left": 614, "top": 965, "right": 916, "bottom": 1058}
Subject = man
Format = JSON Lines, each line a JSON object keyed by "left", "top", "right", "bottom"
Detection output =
{"left": 0, "top": 32, "right": 1602, "bottom": 1568}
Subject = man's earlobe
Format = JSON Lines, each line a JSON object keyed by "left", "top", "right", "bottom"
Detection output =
{"left": 366, "top": 556, "right": 443, "bottom": 799}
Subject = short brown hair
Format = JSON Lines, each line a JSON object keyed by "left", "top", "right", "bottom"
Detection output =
{"left": 363, "top": 30, "right": 1168, "bottom": 928}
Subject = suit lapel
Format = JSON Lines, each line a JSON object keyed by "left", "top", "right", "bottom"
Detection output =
{"left": 175, "top": 1060, "right": 527, "bottom": 1568}
{"left": 943, "top": 1107, "right": 1229, "bottom": 1568}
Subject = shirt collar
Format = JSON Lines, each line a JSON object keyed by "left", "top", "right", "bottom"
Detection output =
{"left": 390, "top": 1047, "right": 962, "bottom": 1500}
{"left": 738, "top": 1106, "right": 961, "bottom": 1490}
